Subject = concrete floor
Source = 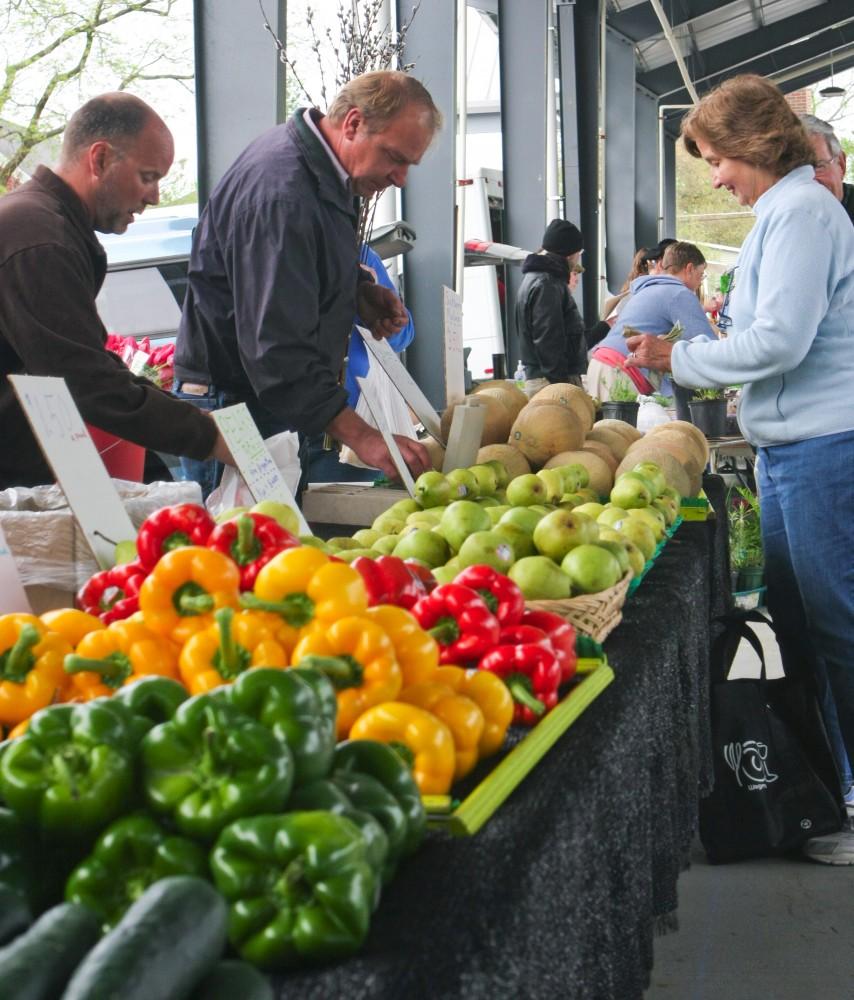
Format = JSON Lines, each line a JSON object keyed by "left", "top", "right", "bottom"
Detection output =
{"left": 645, "top": 621, "right": 854, "bottom": 1000}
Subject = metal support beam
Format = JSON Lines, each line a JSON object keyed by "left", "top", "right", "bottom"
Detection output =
{"left": 634, "top": 88, "right": 659, "bottom": 254}
{"left": 604, "top": 27, "right": 637, "bottom": 294}
{"left": 647, "top": 0, "right": 699, "bottom": 103}
{"left": 193, "top": 0, "right": 287, "bottom": 208}
{"left": 498, "top": 0, "right": 550, "bottom": 356}
{"left": 398, "top": 0, "right": 457, "bottom": 411}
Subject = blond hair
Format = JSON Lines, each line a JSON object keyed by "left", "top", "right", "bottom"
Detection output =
{"left": 326, "top": 71, "right": 442, "bottom": 133}
{"left": 681, "top": 74, "right": 814, "bottom": 178}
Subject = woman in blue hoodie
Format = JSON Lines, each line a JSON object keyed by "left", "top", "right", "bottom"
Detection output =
{"left": 628, "top": 74, "right": 854, "bottom": 864}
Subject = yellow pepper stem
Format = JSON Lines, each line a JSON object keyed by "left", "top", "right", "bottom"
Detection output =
{"left": 64, "top": 652, "right": 133, "bottom": 689}
{"left": 296, "top": 654, "right": 364, "bottom": 690}
{"left": 239, "top": 592, "right": 315, "bottom": 627}
{"left": 212, "top": 608, "right": 251, "bottom": 680}
{"left": 0, "top": 624, "right": 40, "bottom": 683}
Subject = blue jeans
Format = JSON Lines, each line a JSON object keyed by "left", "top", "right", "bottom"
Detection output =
{"left": 758, "top": 429, "right": 854, "bottom": 792}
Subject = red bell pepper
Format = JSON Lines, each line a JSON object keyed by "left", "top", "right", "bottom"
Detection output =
{"left": 453, "top": 565, "right": 525, "bottom": 627}
{"left": 206, "top": 512, "right": 299, "bottom": 590}
{"left": 498, "top": 623, "right": 553, "bottom": 650}
{"left": 411, "top": 583, "right": 500, "bottom": 665}
{"left": 136, "top": 503, "right": 216, "bottom": 571}
{"left": 521, "top": 609, "right": 577, "bottom": 683}
{"left": 76, "top": 561, "right": 148, "bottom": 625}
{"left": 478, "top": 643, "right": 561, "bottom": 725}
{"left": 351, "top": 554, "right": 429, "bottom": 609}
{"left": 403, "top": 559, "right": 437, "bottom": 595}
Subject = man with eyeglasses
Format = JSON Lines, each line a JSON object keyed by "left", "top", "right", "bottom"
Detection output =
{"left": 800, "top": 114, "right": 854, "bottom": 225}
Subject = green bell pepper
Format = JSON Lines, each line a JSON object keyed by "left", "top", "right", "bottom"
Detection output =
{"left": 333, "top": 740, "right": 426, "bottom": 858}
{"left": 327, "top": 771, "right": 408, "bottom": 878}
{"left": 0, "top": 807, "right": 33, "bottom": 903}
{"left": 141, "top": 693, "right": 294, "bottom": 842}
{"left": 289, "top": 665, "right": 338, "bottom": 729}
{"left": 113, "top": 676, "right": 189, "bottom": 744}
{"left": 287, "top": 778, "right": 389, "bottom": 891}
{"left": 210, "top": 811, "right": 375, "bottom": 970}
{"left": 65, "top": 813, "right": 209, "bottom": 932}
{"left": 226, "top": 667, "right": 335, "bottom": 786}
{"left": 0, "top": 702, "right": 135, "bottom": 840}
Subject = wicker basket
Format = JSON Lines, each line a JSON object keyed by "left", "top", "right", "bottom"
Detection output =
{"left": 525, "top": 570, "right": 633, "bottom": 644}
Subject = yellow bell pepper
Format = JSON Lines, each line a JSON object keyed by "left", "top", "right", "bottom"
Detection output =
{"left": 246, "top": 546, "right": 369, "bottom": 627}
{"left": 39, "top": 608, "right": 104, "bottom": 647}
{"left": 363, "top": 604, "right": 439, "bottom": 686}
{"left": 179, "top": 608, "right": 290, "bottom": 695}
{"left": 139, "top": 546, "right": 240, "bottom": 646}
{"left": 349, "top": 702, "right": 457, "bottom": 795}
{"left": 398, "top": 682, "right": 485, "bottom": 781}
{"left": 433, "top": 665, "right": 514, "bottom": 758}
{"left": 0, "top": 614, "right": 71, "bottom": 726}
{"left": 291, "top": 615, "right": 402, "bottom": 739}
{"left": 63, "top": 615, "right": 180, "bottom": 701}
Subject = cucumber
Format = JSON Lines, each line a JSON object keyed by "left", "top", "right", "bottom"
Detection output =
{"left": 0, "top": 883, "right": 31, "bottom": 944}
{"left": 189, "top": 959, "right": 274, "bottom": 1000}
{"left": 0, "top": 902, "right": 100, "bottom": 1000}
{"left": 61, "top": 875, "right": 227, "bottom": 1000}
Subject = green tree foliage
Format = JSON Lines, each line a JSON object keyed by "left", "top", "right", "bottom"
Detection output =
{"left": 0, "top": 0, "right": 192, "bottom": 189}
{"left": 675, "top": 143, "right": 755, "bottom": 254}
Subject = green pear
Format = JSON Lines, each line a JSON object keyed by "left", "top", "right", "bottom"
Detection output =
{"left": 437, "top": 500, "right": 491, "bottom": 553}
{"left": 532, "top": 509, "right": 599, "bottom": 562}
{"left": 388, "top": 498, "right": 422, "bottom": 517}
{"left": 536, "top": 468, "right": 566, "bottom": 503}
{"left": 334, "top": 548, "right": 379, "bottom": 563}
{"left": 372, "top": 534, "right": 400, "bottom": 555}
{"left": 299, "top": 535, "right": 332, "bottom": 553}
{"left": 250, "top": 500, "right": 300, "bottom": 534}
{"left": 498, "top": 506, "right": 546, "bottom": 534}
{"left": 392, "top": 528, "right": 451, "bottom": 568}
{"left": 352, "top": 528, "right": 383, "bottom": 547}
{"left": 485, "top": 504, "right": 511, "bottom": 525}
{"left": 493, "top": 521, "right": 537, "bottom": 559}
{"left": 482, "top": 459, "right": 510, "bottom": 489}
{"left": 506, "top": 474, "right": 548, "bottom": 507}
{"left": 414, "top": 471, "right": 452, "bottom": 509}
{"left": 610, "top": 474, "right": 653, "bottom": 510}
{"left": 457, "top": 530, "right": 516, "bottom": 573}
{"left": 446, "top": 467, "right": 480, "bottom": 500}
{"left": 371, "top": 512, "right": 407, "bottom": 535}
{"left": 114, "top": 540, "right": 138, "bottom": 565}
{"left": 597, "top": 506, "right": 630, "bottom": 528}
{"left": 468, "top": 464, "right": 499, "bottom": 497}
{"left": 631, "top": 462, "right": 667, "bottom": 499}
{"left": 215, "top": 505, "right": 250, "bottom": 524}
{"left": 557, "top": 463, "right": 590, "bottom": 490}
{"left": 326, "top": 536, "right": 364, "bottom": 551}
{"left": 598, "top": 527, "right": 646, "bottom": 577}
{"left": 560, "top": 544, "right": 622, "bottom": 594}
{"left": 508, "top": 556, "right": 573, "bottom": 600}
{"left": 573, "top": 502, "right": 605, "bottom": 520}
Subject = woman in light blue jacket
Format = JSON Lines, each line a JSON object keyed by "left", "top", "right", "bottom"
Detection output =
{"left": 627, "top": 74, "right": 854, "bottom": 865}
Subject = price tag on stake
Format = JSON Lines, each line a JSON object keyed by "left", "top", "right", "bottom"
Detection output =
{"left": 0, "top": 523, "right": 32, "bottom": 613}
{"left": 211, "top": 404, "right": 310, "bottom": 535}
{"left": 8, "top": 375, "right": 136, "bottom": 569}
{"left": 356, "top": 376, "right": 416, "bottom": 497}
{"left": 442, "top": 286, "right": 466, "bottom": 408}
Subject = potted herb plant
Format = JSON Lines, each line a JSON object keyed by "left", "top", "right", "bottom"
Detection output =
{"left": 601, "top": 375, "right": 640, "bottom": 426}
{"left": 728, "top": 486, "right": 764, "bottom": 592}
{"left": 687, "top": 387, "right": 728, "bottom": 438}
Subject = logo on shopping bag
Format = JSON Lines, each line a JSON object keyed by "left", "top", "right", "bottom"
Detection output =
{"left": 723, "top": 741, "right": 779, "bottom": 790}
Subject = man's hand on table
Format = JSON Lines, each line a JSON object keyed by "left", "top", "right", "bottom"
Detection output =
{"left": 327, "top": 407, "right": 431, "bottom": 481}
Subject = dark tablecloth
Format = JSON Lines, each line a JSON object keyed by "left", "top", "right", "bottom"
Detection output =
{"left": 275, "top": 476, "right": 731, "bottom": 1000}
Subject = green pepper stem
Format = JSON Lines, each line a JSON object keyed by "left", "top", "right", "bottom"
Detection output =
{"left": 239, "top": 592, "right": 315, "bottom": 627}
{"left": 63, "top": 652, "right": 132, "bottom": 688}
{"left": 177, "top": 594, "right": 215, "bottom": 614}
{"left": 212, "top": 608, "right": 251, "bottom": 680}
{"left": 427, "top": 616, "right": 460, "bottom": 646}
{"left": 0, "top": 624, "right": 40, "bottom": 683}
{"left": 389, "top": 740, "right": 416, "bottom": 771}
{"left": 506, "top": 676, "right": 545, "bottom": 715}
{"left": 296, "top": 654, "right": 363, "bottom": 690}
{"left": 162, "top": 531, "right": 191, "bottom": 554}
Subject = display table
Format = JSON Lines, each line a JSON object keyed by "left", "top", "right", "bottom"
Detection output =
{"left": 276, "top": 477, "right": 730, "bottom": 1000}
{"left": 706, "top": 435, "right": 756, "bottom": 490}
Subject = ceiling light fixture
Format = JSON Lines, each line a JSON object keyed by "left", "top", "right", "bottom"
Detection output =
{"left": 819, "top": 49, "right": 846, "bottom": 98}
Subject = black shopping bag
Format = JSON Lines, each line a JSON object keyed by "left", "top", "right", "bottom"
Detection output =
{"left": 699, "top": 609, "right": 845, "bottom": 864}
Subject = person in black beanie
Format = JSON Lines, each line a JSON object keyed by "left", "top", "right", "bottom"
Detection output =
{"left": 514, "top": 219, "right": 609, "bottom": 393}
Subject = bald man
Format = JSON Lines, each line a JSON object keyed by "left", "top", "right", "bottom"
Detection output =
{"left": 0, "top": 92, "right": 232, "bottom": 489}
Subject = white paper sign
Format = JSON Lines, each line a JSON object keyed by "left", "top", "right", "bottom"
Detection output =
{"left": 0, "top": 524, "right": 32, "bottom": 613}
{"left": 442, "top": 286, "right": 466, "bottom": 408}
{"left": 356, "top": 376, "right": 416, "bottom": 497}
{"left": 357, "top": 327, "right": 443, "bottom": 443}
{"left": 211, "top": 404, "right": 310, "bottom": 534}
{"left": 9, "top": 375, "right": 136, "bottom": 569}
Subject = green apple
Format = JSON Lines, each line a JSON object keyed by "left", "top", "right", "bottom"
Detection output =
{"left": 535, "top": 468, "right": 566, "bottom": 503}
{"left": 114, "top": 539, "right": 138, "bottom": 565}
{"left": 505, "top": 473, "right": 548, "bottom": 507}
{"left": 414, "top": 471, "right": 452, "bottom": 509}
{"left": 560, "top": 544, "right": 622, "bottom": 594}
{"left": 372, "top": 534, "right": 400, "bottom": 555}
{"left": 493, "top": 521, "right": 537, "bottom": 559}
{"left": 437, "top": 500, "right": 492, "bottom": 553}
{"left": 352, "top": 528, "right": 383, "bottom": 547}
{"left": 482, "top": 459, "right": 510, "bottom": 489}
{"left": 595, "top": 539, "right": 631, "bottom": 575}
{"left": 388, "top": 498, "right": 422, "bottom": 517}
{"left": 392, "top": 528, "right": 451, "bottom": 568}
{"left": 508, "top": 556, "right": 573, "bottom": 600}
{"left": 446, "top": 467, "right": 480, "bottom": 500}
{"left": 326, "top": 536, "right": 365, "bottom": 551}
{"left": 532, "top": 509, "right": 599, "bottom": 562}
{"left": 215, "top": 505, "right": 250, "bottom": 524}
{"left": 596, "top": 505, "right": 630, "bottom": 529}
{"left": 631, "top": 462, "right": 667, "bottom": 498}
{"left": 468, "top": 464, "right": 499, "bottom": 497}
{"left": 250, "top": 500, "right": 300, "bottom": 534}
{"left": 573, "top": 502, "right": 605, "bottom": 520}
{"left": 627, "top": 505, "right": 665, "bottom": 540}
{"left": 299, "top": 534, "right": 332, "bottom": 552}
{"left": 613, "top": 517, "right": 657, "bottom": 561}
{"left": 498, "top": 506, "right": 546, "bottom": 534}
{"left": 597, "top": 527, "right": 646, "bottom": 577}
{"left": 457, "top": 530, "right": 516, "bottom": 573}
{"left": 610, "top": 475, "right": 652, "bottom": 510}
{"left": 485, "top": 504, "right": 511, "bottom": 525}
{"left": 371, "top": 512, "right": 407, "bottom": 535}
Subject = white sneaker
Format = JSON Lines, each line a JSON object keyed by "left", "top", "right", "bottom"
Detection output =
{"left": 802, "top": 830, "right": 854, "bottom": 865}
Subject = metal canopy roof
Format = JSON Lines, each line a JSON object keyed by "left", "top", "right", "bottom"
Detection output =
{"left": 606, "top": 0, "right": 854, "bottom": 105}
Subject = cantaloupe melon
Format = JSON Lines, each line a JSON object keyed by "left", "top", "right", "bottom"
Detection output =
{"left": 508, "top": 402, "right": 585, "bottom": 468}
{"left": 422, "top": 437, "right": 446, "bottom": 472}
{"left": 595, "top": 418, "right": 642, "bottom": 444}
{"left": 615, "top": 447, "right": 694, "bottom": 499}
{"left": 647, "top": 420, "right": 710, "bottom": 465}
{"left": 476, "top": 443, "right": 531, "bottom": 480}
{"left": 440, "top": 393, "right": 513, "bottom": 447}
{"left": 584, "top": 425, "right": 630, "bottom": 461}
{"left": 527, "top": 383, "right": 595, "bottom": 432}
{"left": 544, "top": 450, "right": 614, "bottom": 498}
{"left": 472, "top": 380, "right": 529, "bottom": 410}
{"left": 632, "top": 430, "right": 705, "bottom": 479}
{"left": 580, "top": 440, "right": 619, "bottom": 474}
{"left": 476, "top": 386, "right": 527, "bottom": 422}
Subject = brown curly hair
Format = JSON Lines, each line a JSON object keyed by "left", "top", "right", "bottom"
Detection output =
{"left": 681, "top": 74, "right": 814, "bottom": 178}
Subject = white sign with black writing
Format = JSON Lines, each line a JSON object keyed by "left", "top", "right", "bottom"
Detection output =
{"left": 442, "top": 285, "right": 465, "bottom": 408}
{"left": 355, "top": 376, "right": 416, "bottom": 497}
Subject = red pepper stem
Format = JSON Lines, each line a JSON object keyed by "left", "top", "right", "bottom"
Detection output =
{"left": 506, "top": 676, "right": 546, "bottom": 716}
{"left": 233, "top": 515, "right": 260, "bottom": 566}
{"left": 239, "top": 592, "right": 315, "bottom": 627}
{"left": 296, "top": 654, "right": 363, "bottom": 690}
{"left": 63, "top": 652, "right": 133, "bottom": 687}
{"left": 1, "top": 624, "right": 40, "bottom": 683}
{"left": 162, "top": 531, "right": 192, "bottom": 554}
{"left": 427, "top": 616, "right": 460, "bottom": 646}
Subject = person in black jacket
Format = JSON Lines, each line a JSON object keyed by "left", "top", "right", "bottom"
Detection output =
{"left": 514, "top": 219, "right": 608, "bottom": 393}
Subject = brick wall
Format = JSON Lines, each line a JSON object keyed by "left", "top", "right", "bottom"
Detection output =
{"left": 786, "top": 88, "right": 811, "bottom": 114}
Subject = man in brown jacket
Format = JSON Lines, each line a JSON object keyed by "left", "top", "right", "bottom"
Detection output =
{"left": 0, "top": 92, "right": 231, "bottom": 489}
